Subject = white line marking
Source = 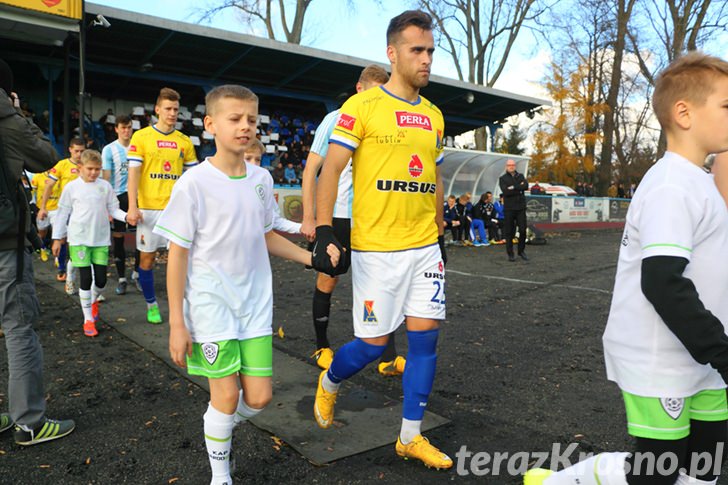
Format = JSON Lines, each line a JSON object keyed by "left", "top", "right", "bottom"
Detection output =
{"left": 447, "top": 269, "right": 613, "bottom": 295}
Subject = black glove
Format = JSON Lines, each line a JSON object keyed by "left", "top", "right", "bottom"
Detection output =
{"left": 438, "top": 235, "right": 447, "bottom": 266}
{"left": 312, "top": 225, "right": 346, "bottom": 277}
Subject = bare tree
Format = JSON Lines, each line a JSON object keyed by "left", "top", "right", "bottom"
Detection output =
{"left": 198, "top": 0, "right": 314, "bottom": 44}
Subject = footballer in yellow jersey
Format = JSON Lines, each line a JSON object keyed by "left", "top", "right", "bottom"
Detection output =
{"left": 330, "top": 86, "right": 444, "bottom": 252}
{"left": 31, "top": 171, "right": 60, "bottom": 211}
{"left": 47, "top": 158, "right": 81, "bottom": 193}
{"left": 127, "top": 126, "right": 197, "bottom": 210}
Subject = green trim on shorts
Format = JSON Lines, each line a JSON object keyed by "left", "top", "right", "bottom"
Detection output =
{"left": 69, "top": 245, "right": 109, "bottom": 267}
{"left": 623, "top": 389, "right": 728, "bottom": 440}
{"left": 187, "top": 335, "right": 272, "bottom": 379}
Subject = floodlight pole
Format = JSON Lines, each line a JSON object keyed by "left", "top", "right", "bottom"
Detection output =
{"left": 78, "top": 0, "right": 86, "bottom": 141}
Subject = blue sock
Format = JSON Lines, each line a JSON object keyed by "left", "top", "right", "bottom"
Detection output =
{"left": 137, "top": 268, "right": 156, "bottom": 304}
{"left": 402, "top": 329, "right": 439, "bottom": 420}
{"left": 58, "top": 243, "right": 67, "bottom": 272}
{"left": 327, "top": 338, "right": 386, "bottom": 383}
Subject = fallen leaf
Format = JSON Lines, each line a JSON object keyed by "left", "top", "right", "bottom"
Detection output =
{"left": 271, "top": 436, "right": 283, "bottom": 447}
{"left": 85, "top": 457, "right": 91, "bottom": 465}
{"left": 116, "top": 318, "right": 126, "bottom": 322}
{"left": 39, "top": 465, "right": 50, "bottom": 469}
{"left": 277, "top": 326, "right": 284, "bottom": 339}
{"left": 168, "top": 478, "right": 179, "bottom": 484}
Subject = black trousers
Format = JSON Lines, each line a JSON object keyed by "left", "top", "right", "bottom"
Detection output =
{"left": 504, "top": 209, "right": 527, "bottom": 256}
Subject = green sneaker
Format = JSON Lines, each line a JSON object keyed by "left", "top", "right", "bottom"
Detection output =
{"left": 1, "top": 413, "right": 12, "bottom": 433}
{"left": 147, "top": 304, "right": 162, "bottom": 324}
{"left": 14, "top": 417, "right": 75, "bottom": 446}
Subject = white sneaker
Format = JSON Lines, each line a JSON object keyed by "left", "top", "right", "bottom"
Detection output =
{"left": 64, "top": 280, "right": 77, "bottom": 296}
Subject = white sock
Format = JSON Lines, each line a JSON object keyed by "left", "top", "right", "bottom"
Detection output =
{"left": 119, "top": 277, "right": 127, "bottom": 283}
{"left": 79, "top": 289, "right": 93, "bottom": 322}
{"left": 321, "top": 373, "right": 340, "bottom": 393}
{"left": 131, "top": 270, "right": 139, "bottom": 279}
{"left": 147, "top": 301, "right": 157, "bottom": 310}
{"left": 399, "top": 418, "right": 421, "bottom": 445}
{"left": 203, "top": 404, "right": 234, "bottom": 485}
{"left": 66, "top": 260, "right": 75, "bottom": 283}
{"left": 91, "top": 284, "right": 103, "bottom": 304}
{"left": 676, "top": 470, "right": 718, "bottom": 484}
{"left": 544, "top": 452, "right": 629, "bottom": 485}
{"left": 233, "top": 390, "right": 264, "bottom": 426}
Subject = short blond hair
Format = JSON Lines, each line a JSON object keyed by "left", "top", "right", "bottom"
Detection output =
{"left": 653, "top": 51, "right": 728, "bottom": 130}
{"left": 359, "top": 65, "right": 389, "bottom": 85}
{"left": 205, "top": 84, "right": 258, "bottom": 116}
{"left": 80, "top": 149, "right": 102, "bottom": 165}
{"left": 246, "top": 138, "right": 265, "bottom": 155}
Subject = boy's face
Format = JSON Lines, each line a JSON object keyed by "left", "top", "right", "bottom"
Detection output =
{"left": 80, "top": 161, "right": 102, "bottom": 182}
{"left": 205, "top": 98, "right": 258, "bottom": 156}
{"left": 689, "top": 76, "right": 728, "bottom": 153}
{"left": 243, "top": 149, "right": 263, "bottom": 166}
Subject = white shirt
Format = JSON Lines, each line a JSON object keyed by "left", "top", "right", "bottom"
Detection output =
{"left": 603, "top": 152, "right": 728, "bottom": 397}
{"left": 310, "top": 109, "right": 353, "bottom": 219}
{"left": 153, "top": 160, "right": 277, "bottom": 342}
{"left": 54, "top": 178, "right": 126, "bottom": 246}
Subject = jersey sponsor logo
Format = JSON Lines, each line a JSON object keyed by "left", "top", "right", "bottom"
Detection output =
{"left": 395, "top": 111, "right": 432, "bottom": 131}
{"left": 408, "top": 155, "right": 423, "bottom": 178}
{"left": 376, "top": 179, "right": 436, "bottom": 194}
{"left": 363, "top": 300, "right": 377, "bottom": 323}
{"left": 129, "top": 145, "right": 137, "bottom": 152}
{"left": 149, "top": 173, "right": 180, "bottom": 180}
{"left": 71, "top": 168, "right": 79, "bottom": 174}
{"left": 43, "top": 0, "right": 62, "bottom": 6}
{"left": 336, "top": 113, "right": 356, "bottom": 130}
{"left": 157, "top": 140, "right": 178, "bottom": 149}
{"left": 660, "top": 397, "right": 684, "bottom": 420}
{"left": 163, "top": 161, "right": 172, "bottom": 172}
{"left": 439, "top": 261, "right": 444, "bottom": 272}
{"left": 424, "top": 271, "right": 444, "bottom": 280}
{"left": 202, "top": 342, "right": 219, "bottom": 365}
{"left": 436, "top": 129, "right": 443, "bottom": 150}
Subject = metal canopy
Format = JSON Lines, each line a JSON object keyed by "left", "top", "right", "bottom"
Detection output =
{"left": 0, "top": 2, "right": 549, "bottom": 136}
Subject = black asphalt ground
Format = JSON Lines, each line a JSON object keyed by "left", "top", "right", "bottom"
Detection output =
{"left": 2, "top": 230, "right": 726, "bottom": 484}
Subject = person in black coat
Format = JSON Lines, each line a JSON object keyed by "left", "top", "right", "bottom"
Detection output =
{"left": 498, "top": 159, "right": 529, "bottom": 261}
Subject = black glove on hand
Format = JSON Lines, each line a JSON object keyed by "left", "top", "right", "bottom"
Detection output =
{"left": 312, "top": 225, "right": 345, "bottom": 277}
{"left": 438, "top": 235, "right": 447, "bottom": 266}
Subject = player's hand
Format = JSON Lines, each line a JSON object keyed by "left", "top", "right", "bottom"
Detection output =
{"left": 169, "top": 323, "right": 192, "bottom": 368}
{"left": 127, "top": 207, "right": 142, "bottom": 225}
{"left": 51, "top": 240, "right": 61, "bottom": 258}
{"left": 312, "top": 225, "right": 348, "bottom": 277}
{"left": 438, "top": 235, "right": 448, "bottom": 266}
{"left": 300, "top": 218, "right": 316, "bottom": 242}
{"left": 37, "top": 209, "right": 48, "bottom": 221}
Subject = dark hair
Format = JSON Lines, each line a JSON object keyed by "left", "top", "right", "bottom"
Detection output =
{"left": 386, "top": 10, "right": 433, "bottom": 45}
{"left": 115, "top": 114, "right": 132, "bottom": 127}
{"left": 69, "top": 137, "right": 84, "bottom": 148}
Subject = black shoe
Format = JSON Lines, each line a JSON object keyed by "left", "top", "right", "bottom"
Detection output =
{"left": 519, "top": 252, "right": 529, "bottom": 261}
{"left": 14, "top": 417, "right": 75, "bottom": 446}
{"left": 508, "top": 254, "right": 516, "bottom": 262}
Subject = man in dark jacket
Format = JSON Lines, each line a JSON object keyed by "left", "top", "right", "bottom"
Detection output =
{"left": 0, "top": 59, "right": 75, "bottom": 445}
{"left": 498, "top": 159, "right": 529, "bottom": 261}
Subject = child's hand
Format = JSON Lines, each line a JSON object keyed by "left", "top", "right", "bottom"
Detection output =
{"left": 125, "top": 214, "right": 137, "bottom": 227}
{"left": 51, "top": 240, "right": 61, "bottom": 258}
{"left": 327, "top": 243, "right": 341, "bottom": 268}
{"left": 169, "top": 323, "right": 192, "bottom": 368}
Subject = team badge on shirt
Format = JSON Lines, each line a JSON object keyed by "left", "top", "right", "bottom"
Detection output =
{"left": 255, "top": 184, "right": 265, "bottom": 203}
{"left": 408, "top": 155, "right": 423, "bottom": 178}
{"left": 660, "top": 397, "right": 684, "bottom": 420}
{"left": 202, "top": 343, "right": 219, "bottom": 365}
{"left": 363, "top": 300, "right": 377, "bottom": 323}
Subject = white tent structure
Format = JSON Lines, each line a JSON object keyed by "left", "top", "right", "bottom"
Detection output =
{"left": 441, "top": 148, "right": 529, "bottom": 199}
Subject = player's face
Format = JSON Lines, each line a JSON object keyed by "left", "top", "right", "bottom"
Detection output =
{"left": 115, "top": 123, "right": 133, "bottom": 143}
{"left": 205, "top": 98, "right": 258, "bottom": 155}
{"left": 243, "top": 150, "right": 263, "bottom": 166}
{"left": 80, "top": 161, "right": 102, "bottom": 182}
{"left": 389, "top": 26, "right": 434, "bottom": 90}
{"left": 691, "top": 76, "right": 728, "bottom": 153}
{"left": 155, "top": 100, "right": 180, "bottom": 129}
{"left": 69, "top": 144, "right": 84, "bottom": 163}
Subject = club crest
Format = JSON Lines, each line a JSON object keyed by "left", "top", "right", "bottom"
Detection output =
{"left": 660, "top": 397, "right": 684, "bottom": 420}
{"left": 202, "top": 343, "right": 219, "bottom": 365}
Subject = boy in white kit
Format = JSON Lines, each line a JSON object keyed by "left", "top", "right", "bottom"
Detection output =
{"left": 51, "top": 150, "right": 131, "bottom": 337}
{"left": 525, "top": 53, "right": 728, "bottom": 485}
{"left": 154, "top": 85, "right": 338, "bottom": 485}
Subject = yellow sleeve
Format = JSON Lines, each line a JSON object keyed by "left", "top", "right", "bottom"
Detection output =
{"left": 329, "top": 95, "right": 365, "bottom": 151}
{"left": 127, "top": 131, "right": 145, "bottom": 166}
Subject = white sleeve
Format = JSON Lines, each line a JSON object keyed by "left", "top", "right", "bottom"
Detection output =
{"left": 263, "top": 175, "right": 276, "bottom": 233}
{"left": 54, "top": 186, "right": 72, "bottom": 240}
{"left": 153, "top": 181, "right": 198, "bottom": 248}
{"left": 272, "top": 208, "right": 302, "bottom": 234}
{"left": 106, "top": 183, "right": 126, "bottom": 222}
{"left": 639, "top": 184, "right": 699, "bottom": 261}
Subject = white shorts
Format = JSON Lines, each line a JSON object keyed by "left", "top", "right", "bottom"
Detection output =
{"left": 136, "top": 209, "right": 168, "bottom": 253}
{"left": 352, "top": 244, "right": 446, "bottom": 338}
{"left": 36, "top": 212, "right": 50, "bottom": 230}
{"left": 46, "top": 209, "right": 58, "bottom": 229}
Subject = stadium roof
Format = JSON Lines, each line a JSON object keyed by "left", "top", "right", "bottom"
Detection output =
{"left": 0, "top": 2, "right": 549, "bottom": 136}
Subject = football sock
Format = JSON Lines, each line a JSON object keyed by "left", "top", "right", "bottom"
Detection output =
{"left": 544, "top": 452, "right": 628, "bottom": 485}
{"left": 113, "top": 237, "right": 126, "bottom": 279}
{"left": 380, "top": 331, "right": 398, "bottom": 363}
{"left": 401, "top": 329, "right": 438, "bottom": 444}
{"left": 313, "top": 288, "right": 331, "bottom": 349}
{"left": 327, "top": 338, "right": 386, "bottom": 386}
{"left": 58, "top": 243, "right": 67, "bottom": 272}
{"left": 66, "top": 259, "right": 75, "bottom": 283}
{"left": 137, "top": 267, "right": 156, "bottom": 304}
{"left": 233, "top": 389, "right": 264, "bottom": 426}
{"left": 79, "top": 289, "right": 93, "bottom": 322}
{"left": 91, "top": 284, "right": 104, "bottom": 304}
{"left": 203, "top": 403, "right": 234, "bottom": 484}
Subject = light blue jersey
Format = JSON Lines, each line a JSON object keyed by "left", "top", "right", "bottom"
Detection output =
{"left": 102, "top": 140, "right": 129, "bottom": 195}
{"left": 311, "top": 109, "right": 353, "bottom": 219}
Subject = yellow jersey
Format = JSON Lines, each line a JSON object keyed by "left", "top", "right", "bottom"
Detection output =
{"left": 47, "top": 158, "right": 80, "bottom": 209}
{"left": 32, "top": 171, "right": 61, "bottom": 211}
{"left": 127, "top": 126, "right": 197, "bottom": 210}
{"left": 330, "top": 86, "right": 444, "bottom": 252}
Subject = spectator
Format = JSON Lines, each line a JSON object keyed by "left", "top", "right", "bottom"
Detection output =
{"left": 456, "top": 193, "right": 473, "bottom": 246}
{"left": 469, "top": 193, "right": 490, "bottom": 246}
{"left": 0, "top": 58, "right": 76, "bottom": 445}
{"left": 607, "top": 183, "right": 617, "bottom": 198}
{"left": 530, "top": 182, "right": 542, "bottom": 195}
{"left": 617, "top": 183, "right": 626, "bottom": 198}
{"left": 273, "top": 162, "right": 285, "bottom": 184}
{"left": 499, "top": 159, "right": 529, "bottom": 261}
{"left": 494, "top": 194, "right": 505, "bottom": 242}
{"left": 628, "top": 182, "right": 637, "bottom": 198}
{"left": 284, "top": 162, "right": 298, "bottom": 185}
{"left": 443, "top": 195, "right": 461, "bottom": 243}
